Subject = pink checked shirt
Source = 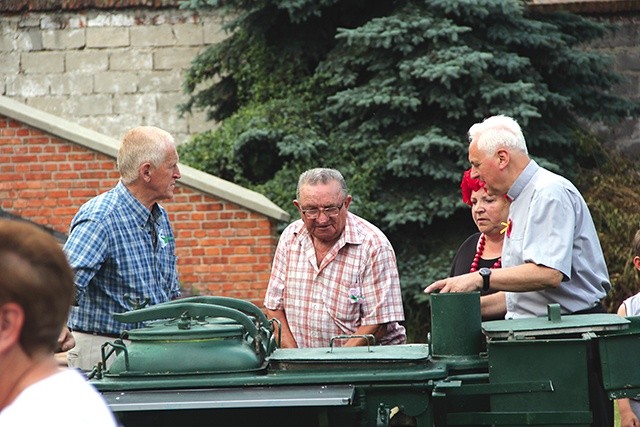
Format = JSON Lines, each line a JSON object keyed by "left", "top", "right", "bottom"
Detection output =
{"left": 264, "top": 212, "right": 406, "bottom": 348}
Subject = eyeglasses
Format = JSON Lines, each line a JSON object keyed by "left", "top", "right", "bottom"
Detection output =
{"left": 301, "top": 201, "right": 345, "bottom": 219}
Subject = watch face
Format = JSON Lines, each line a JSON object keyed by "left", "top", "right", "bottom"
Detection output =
{"left": 479, "top": 267, "right": 491, "bottom": 276}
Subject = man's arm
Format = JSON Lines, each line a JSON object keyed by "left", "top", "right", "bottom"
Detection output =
{"left": 425, "top": 263, "right": 563, "bottom": 294}
{"left": 616, "top": 303, "right": 639, "bottom": 427}
{"left": 344, "top": 324, "right": 382, "bottom": 347}
{"left": 355, "top": 242, "right": 405, "bottom": 345}
{"left": 480, "top": 292, "right": 507, "bottom": 320}
{"left": 266, "top": 308, "right": 298, "bottom": 348}
{"left": 63, "top": 219, "right": 108, "bottom": 304}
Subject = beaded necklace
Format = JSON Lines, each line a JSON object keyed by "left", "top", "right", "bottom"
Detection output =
{"left": 469, "top": 233, "right": 502, "bottom": 272}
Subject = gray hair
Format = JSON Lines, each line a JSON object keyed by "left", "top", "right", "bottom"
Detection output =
{"left": 468, "top": 115, "right": 528, "bottom": 156}
{"left": 118, "top": 126, "right": 176, "bottom": 184}
{"left": 296, "top": 168, "right": 348, "bottom": 199}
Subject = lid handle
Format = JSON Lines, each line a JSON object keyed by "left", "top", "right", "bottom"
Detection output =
{"left": 547, "top": 304, "right": 562, "bottom": 323}
{"left": 113, "top": 302, "right": 260, "bottom": 339}
{"left": 162, "top": 296, "right": 270, "bottom": 329}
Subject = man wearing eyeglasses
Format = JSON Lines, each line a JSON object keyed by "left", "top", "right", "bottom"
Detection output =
{"left": 264, "top": 168, "right": 406, "bottom": 348}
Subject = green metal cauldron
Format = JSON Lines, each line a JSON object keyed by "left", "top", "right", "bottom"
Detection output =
{"left": 90, "top": 294, "right": 640, "bottom": 427}
{"left": 99, "top": 296, "right": 275, "bottom": 376}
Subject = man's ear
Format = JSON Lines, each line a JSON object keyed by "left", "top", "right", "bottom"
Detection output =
{"left": 140, "top": 162, "right": 152, "bottom": 182}
{"left": 633, "top": 256, "right": 640, "bottom": 271}
{"left": 497, "top": 149, "right": 509, "bottom": 170}
{"left": 0, "top": 303, "right": 24, "bottom": 354}
{"left": 343, "top": 195, "right": 352, "bottom": 210}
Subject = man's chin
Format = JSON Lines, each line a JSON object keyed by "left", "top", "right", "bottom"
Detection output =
{"left": 312, "top": 229, "right": 338, "bottom": 242}
{"left": 484, "top": 185, "right": 497, "bottom": 194}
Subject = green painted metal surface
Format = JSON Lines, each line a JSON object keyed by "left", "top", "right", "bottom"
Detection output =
{"left": 488, "top": 337, "right": 592, "bottom": 426}
{"left": 599, "top": 316, "right": 640, "bottom": 398}
{"left": 88, "top": 295, "right": 640, "bottom": 427}
{"left": 482, "top": 312, "right": 628, "bottom": 339}
{"left": 100, "top": 299, "right": 274, "bottom": 376}
{"left": 429, "top": 292, "right": 482, "bottom": 357}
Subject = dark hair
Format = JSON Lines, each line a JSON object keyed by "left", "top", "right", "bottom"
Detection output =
{"left": 633, "top": 229, "right": 640, "bottom": 258}
{"left": 0, "top": 220, "right": 75, "bottom": 356}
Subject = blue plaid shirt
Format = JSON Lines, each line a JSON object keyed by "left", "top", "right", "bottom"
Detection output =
{"left": 65, "top": 181, "right": 180, "bottom": 334}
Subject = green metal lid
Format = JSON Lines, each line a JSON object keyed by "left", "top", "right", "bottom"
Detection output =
{"left": 483, "top": 304, "right": 629, "bottom": 339}
{"left": 125, "top": 317, "right": 245, "bottom": 341}
{"left": 100, "top": 300, "right": 274, "bottom": 376}
{"left": 269, "top": 344, "right": 430, "bottom": 365}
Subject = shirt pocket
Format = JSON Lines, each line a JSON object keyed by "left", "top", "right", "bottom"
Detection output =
{"left": 320, "top": 279, "right": 361, "bottom": 325}
{"left": 156, "top": 252, "right": 178, "bottom": 293}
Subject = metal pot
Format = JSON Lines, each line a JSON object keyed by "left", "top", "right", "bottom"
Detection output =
{"left": 102, "top": 297, "right": 275, "bottom": 376}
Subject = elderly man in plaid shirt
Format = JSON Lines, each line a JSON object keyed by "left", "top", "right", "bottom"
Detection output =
{"left": 64, "top": 126, "right": 181, "bottom": 371}
{"left": 264, "top": 168, "right": 406, "bottom": 348}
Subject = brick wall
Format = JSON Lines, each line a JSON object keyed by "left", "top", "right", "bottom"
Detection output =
{"left": 0, "top": 114, "right": 280, "bottom": 306}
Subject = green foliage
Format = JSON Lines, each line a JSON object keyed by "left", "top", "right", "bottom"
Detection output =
{"left": 399, "top": 249, "right": 457, "bottom": 343}
{"left": 178, "top": 0, "right": 640, "bottom": 339}
{"left": 577, "top": 146, "right": 640, "bottom": 314}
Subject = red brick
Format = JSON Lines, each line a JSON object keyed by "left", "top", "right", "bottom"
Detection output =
{"left": 0, "top": 114, "right": 278, "bottom": 302}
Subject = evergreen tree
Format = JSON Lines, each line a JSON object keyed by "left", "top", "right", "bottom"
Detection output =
{"left": 178, "top": 0, "right": 640, "bottom": 340}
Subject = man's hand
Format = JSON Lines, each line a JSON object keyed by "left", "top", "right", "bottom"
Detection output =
{"left": 424, "top": 273, "right": 481, "bottom": 294}
{"left": 344, "top": 324, "right": 382, "bottom": 347}
{"left": 266, "top": 308, "right": 298, "bottom": 348}
{"left": 56, "top": 327, "right": 75, "bottom": 353}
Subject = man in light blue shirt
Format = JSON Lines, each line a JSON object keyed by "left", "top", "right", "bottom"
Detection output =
{"left": 65, "top": 126, "right": 181, "bottom": 371}
{"left": 426, "top": 115, "right": 610, "bottom": 318}
{"left": 425, "top": 114, "right": 612, "bottom": 426}
{"left": 500, "top": 159, "right": 609, "bottom": 318}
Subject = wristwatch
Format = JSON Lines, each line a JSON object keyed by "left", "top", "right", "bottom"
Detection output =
{"left": 479, "top": 267, "right": 491, "bottom": 292}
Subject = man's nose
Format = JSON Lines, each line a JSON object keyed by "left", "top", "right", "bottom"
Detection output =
{"left": 316, "top": 210, "right": 331, "bottom": 221}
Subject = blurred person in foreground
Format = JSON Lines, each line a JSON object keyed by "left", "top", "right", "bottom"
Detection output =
{"left": 264, "top": 168, "right": 406, "bottom": 348}
{"left": 449, "top": 169, "right": 508, "bottom": 320}
{"left": 65, "top": 126, "right": 181, "bottom": 371}
{"left": 0, "top": 220, "right": 117, "bottom": 426}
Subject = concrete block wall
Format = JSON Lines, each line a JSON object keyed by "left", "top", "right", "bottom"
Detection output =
{"left": 592, "top": 15, "right": 640, "bottom": 157}
{"left": 0, "top": 8, "right": 227, "bottom": 145}
{"left": 0, "top": 114, "right": 279, "bottom": 306}
{"left": 2, "top": 6, "right": 640, "bottom": 156}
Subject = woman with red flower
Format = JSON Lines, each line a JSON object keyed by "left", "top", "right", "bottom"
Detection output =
{"left": 449, "top": 169, "right": 508, "bottom": 320}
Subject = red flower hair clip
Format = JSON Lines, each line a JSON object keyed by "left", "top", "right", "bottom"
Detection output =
{"left": 460, "top": 168, "right": 485, "bottom": 206}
